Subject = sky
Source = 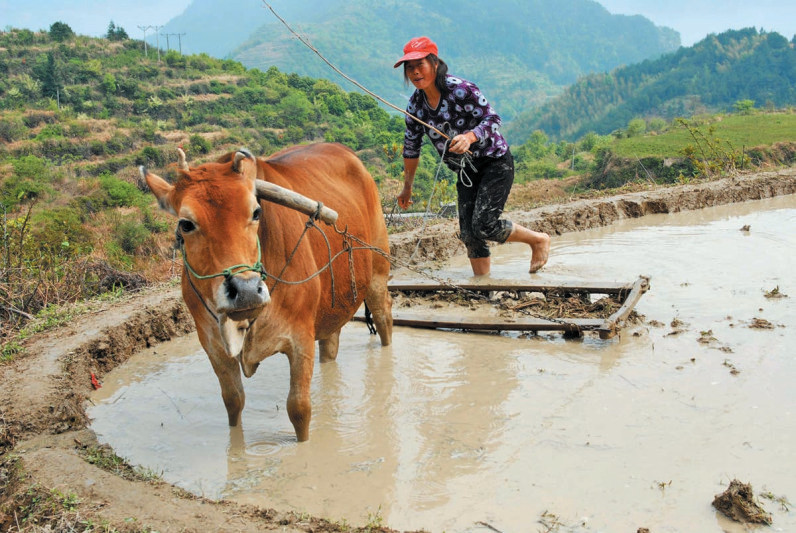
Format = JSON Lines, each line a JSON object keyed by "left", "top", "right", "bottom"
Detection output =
{"left": 598, "top": 0, "right": 796, "bottom": 45}
{"left": 1, "top": 0, "right": 794, "bottom": 47}
{"left": 0, "top": 0, "right": 192, "bottom": 38}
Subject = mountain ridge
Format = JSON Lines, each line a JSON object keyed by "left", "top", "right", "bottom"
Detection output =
{"left": 504, "top": 28, "right": 796, "bottom": 142}
{"left": 161, "top": 0, "right": 680, "bottom": 121}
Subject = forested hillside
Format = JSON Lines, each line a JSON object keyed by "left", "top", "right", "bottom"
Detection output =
{"left": 227, "top": 0, "right": 679, "bottom": 120}
{"left": 0, "top": 25, "right": 409, "bottom": 335}
{"left": 505, "top": 28, "right": 796, "bottom": 142}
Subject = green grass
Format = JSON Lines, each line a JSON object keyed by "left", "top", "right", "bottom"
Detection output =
{"left": 80, "top": 444, "right": 163, "bottom": 482}
{"left": 611, "top": 111, "right": 796, "bottom": 158}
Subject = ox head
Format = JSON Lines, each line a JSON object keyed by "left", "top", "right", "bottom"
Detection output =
{"left": 141, "top": 148, "right": 270, "bottom": 358}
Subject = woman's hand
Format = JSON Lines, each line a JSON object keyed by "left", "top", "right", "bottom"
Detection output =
{"left": 449, "top": 131, "right": 478, "bottom": 154}
{"left": 397, "top": 183, "right": 413, "bottom": 209}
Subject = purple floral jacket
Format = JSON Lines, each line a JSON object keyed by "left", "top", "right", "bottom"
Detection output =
{"left": 402, "top": 74, "right": 509, "bottom": 161}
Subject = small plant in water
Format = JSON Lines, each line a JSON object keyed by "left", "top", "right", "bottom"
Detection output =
{"left": 538, "top": 510, "right": 565, "bottom": 532}
{"left": 760, "top": 490, "right": 792, "bottom": 512}
{"left": 764, "top": 286, "right": 787, "bottom": 299}
{"left": 365, "top": 505, "right": 384, "bottom": 531}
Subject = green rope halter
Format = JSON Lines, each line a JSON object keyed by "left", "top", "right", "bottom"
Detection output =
{"left": 179, "top": 237, "right": 267, "bottom": 282}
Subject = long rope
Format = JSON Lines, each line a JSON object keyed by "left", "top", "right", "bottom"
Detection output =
{"left": 251, "top": 4, "right": 579, "bottom": 330}
{"left": 260, "top": 0, "right": 452, "bottom": 142}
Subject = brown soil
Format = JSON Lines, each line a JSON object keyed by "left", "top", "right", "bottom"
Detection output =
{"left": 1, "top": 168, "right": 795, "bottom": 532}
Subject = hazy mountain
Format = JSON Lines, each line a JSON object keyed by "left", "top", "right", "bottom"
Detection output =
{"left": 504, "top": 28, "right": 796, "bottom": 142}
{"left": 225, "top": 0, "right": 680, "bottom": 120}
{"left": 156, "top": 0, "right": 335, "bottom": 58}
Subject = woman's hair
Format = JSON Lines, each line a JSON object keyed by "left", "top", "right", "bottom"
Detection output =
{"left": 404, "top": 54, "right": 449, "bottom": 94}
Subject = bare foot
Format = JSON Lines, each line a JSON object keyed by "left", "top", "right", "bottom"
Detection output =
{"left": 529, "top": 233, "right": 550, "bottom": 273}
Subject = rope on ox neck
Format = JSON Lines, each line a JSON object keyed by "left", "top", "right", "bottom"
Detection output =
{"left": 176, "top": 232, "right": 267, "bottom": 322}
{"left": 180, "top": 237, "right": 267, "bottom": 282}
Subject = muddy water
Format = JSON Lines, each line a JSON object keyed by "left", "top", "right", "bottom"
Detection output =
{"left": 89, "top": 195, "right": 796, "bottom": 533}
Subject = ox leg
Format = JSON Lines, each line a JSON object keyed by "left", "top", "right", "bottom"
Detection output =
{"left": 318, "top": 330, "right": 341, "bottom": 363}
{"left": 365, "top": 276, "right": 393, "bottom": 346}
{"left": 207, "top": 352, "right": 245, "bottom": 426}
{"left": 286, "top": 342, "right": 315, "bottom": 442}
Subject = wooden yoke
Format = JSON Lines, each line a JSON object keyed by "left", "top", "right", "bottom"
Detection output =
{"left": 255, "top": 179, "right": 339, "bottom": 225}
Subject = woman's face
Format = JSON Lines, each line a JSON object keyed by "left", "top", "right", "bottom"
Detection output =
{"left": 404, "top": 58, "right": 437, "bottom": 92}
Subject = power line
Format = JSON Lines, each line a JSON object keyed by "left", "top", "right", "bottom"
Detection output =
{"left": 165, "top": 32, "right": 187, "bottom": 54}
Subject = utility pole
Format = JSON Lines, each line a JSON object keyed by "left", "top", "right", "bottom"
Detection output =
{"left": 171, "top": 32, "right": 186, "bottom": 54}
{"left": 571, "top": 144, "right": 576, "bottom": 170}
{"left": 161, "top": 32, "right": 170, "bottom": 52}
{"left": 151, "top": 25, "right": 163, "bottom": 62}
{"left": 138, "top": 25, "right": 152, "bottom": 57}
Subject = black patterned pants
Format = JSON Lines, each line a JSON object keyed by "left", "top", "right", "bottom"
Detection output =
{"left": 455, "top": 150, "right": 515, "bottom": 259}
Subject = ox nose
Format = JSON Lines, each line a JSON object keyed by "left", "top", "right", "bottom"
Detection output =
{"left": 224, "top": 274, "right": 270, "bottom": 312}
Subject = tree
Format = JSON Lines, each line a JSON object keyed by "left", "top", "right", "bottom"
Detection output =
{"left": 734, "top": 99, "right": 756, "bottom": 114}
{"left": 39, "top": 52, "right": 63, "bottom": 100}
{"left": 626, "top": 118, "right": 647, "bottom": 137}
{"left": 49, "top": 21, "right": 74, "bottom": 42}
{"left": 101, "top": 73, "right": 117, "bottom": 96}
{"left": 106, "top": 21, "right": 129, "bottom": 41}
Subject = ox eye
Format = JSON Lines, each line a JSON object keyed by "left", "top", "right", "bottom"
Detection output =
{"left": 252, "top": 207, "right": 262, "bottom": 221}
{"left": 178, "top": 219, "right": 196, "bottom": 234}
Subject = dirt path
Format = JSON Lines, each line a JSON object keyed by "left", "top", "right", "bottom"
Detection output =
{"left": 1, "top": 168, "right": 795, "bottom": 532}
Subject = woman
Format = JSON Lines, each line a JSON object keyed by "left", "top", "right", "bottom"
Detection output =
{"left": 394, "top": 36, "right": 550, "bottom": 276}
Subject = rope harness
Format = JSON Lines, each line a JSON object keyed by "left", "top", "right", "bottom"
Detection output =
{"left": 176, "top": 209, "right": 580, "bottom": 335}
{"left": 176, "top": 229, "right": 267, "bottom": 323}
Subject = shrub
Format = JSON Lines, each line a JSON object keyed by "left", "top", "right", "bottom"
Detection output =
{"left": 1, "top": 156, "right": 54, "bottom": 207}
{"left": 189, "top": 134, "right": 211, "bottom": 155}
{"left": 135, "top": 146, "right": 167, "bottom": 167}
{"left": 101, "top": 73, "right": 117, "bottom": 95}
{"left": 34, "top": 123, "right": 65, "bottom": 141}
{"left": 0, "top": 115, "right": 26, "bottom": 142}
{"left": 28, "top": 206, "right": 92, "bottom": 264}
{"left": 626, "top": 118, "right": 647, "bottom": 137}
{"left": 114, "top": 219, "right": 151, "bottom": 254}
{"left": 98, "top": 173, "right": 144, "bottom": 207}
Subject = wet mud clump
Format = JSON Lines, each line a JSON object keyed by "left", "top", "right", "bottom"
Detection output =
{"left": 392, "top": 289, "right": 626, "bottom": 320}
{"left": 712, "top": 479, "right": 772, "bottom": 525}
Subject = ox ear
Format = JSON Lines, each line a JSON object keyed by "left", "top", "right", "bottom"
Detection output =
{"left": 140, "top": 166, "right": 177, "bottom": 216}
{"left": 232, "top": 148, "right": 257, "bottom": 180}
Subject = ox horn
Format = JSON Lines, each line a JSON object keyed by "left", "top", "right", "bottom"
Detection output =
{"left": 232, "top": 148, "right": 255, "bottom": 173}
{"left": 176, "top": 147, "right": 189, "bottom": 171}
{"left": 255, "top": 180, "right": 339, "bottom": 225}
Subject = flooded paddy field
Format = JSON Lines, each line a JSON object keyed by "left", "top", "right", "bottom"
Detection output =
{"left": 89, "top": 194, "right": 796, "bottom": 532}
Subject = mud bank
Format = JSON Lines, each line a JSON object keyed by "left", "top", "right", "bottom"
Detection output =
{"left": 1, "top": 169, "right": 795, "bottom": 532}
{"left": 390, "top": 167, "right": 796, "bottom": 265}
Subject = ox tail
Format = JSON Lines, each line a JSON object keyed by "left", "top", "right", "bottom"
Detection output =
{"left": 363, "top": 303, "right": 377, "bottom": 335}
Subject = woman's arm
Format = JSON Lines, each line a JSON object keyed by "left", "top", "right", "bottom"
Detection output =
{"left": 398, "top": 157, "right": 419, "bottom": 209}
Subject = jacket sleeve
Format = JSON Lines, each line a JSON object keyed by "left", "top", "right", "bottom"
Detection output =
{"left": 402, "top": 95, "right": 425, "bottom": 159}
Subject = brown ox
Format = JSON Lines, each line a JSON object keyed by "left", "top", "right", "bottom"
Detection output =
{"left": 142, "top": 143, "right": 392, "bottom": 441}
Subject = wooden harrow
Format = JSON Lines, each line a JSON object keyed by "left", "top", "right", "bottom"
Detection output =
{"left": 357, "top": 276, "right": 650, "bottom": 340}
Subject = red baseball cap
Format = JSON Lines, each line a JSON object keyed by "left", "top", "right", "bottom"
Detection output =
{"left": 394, "top": 36, "right": 438, "bottom": 68}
